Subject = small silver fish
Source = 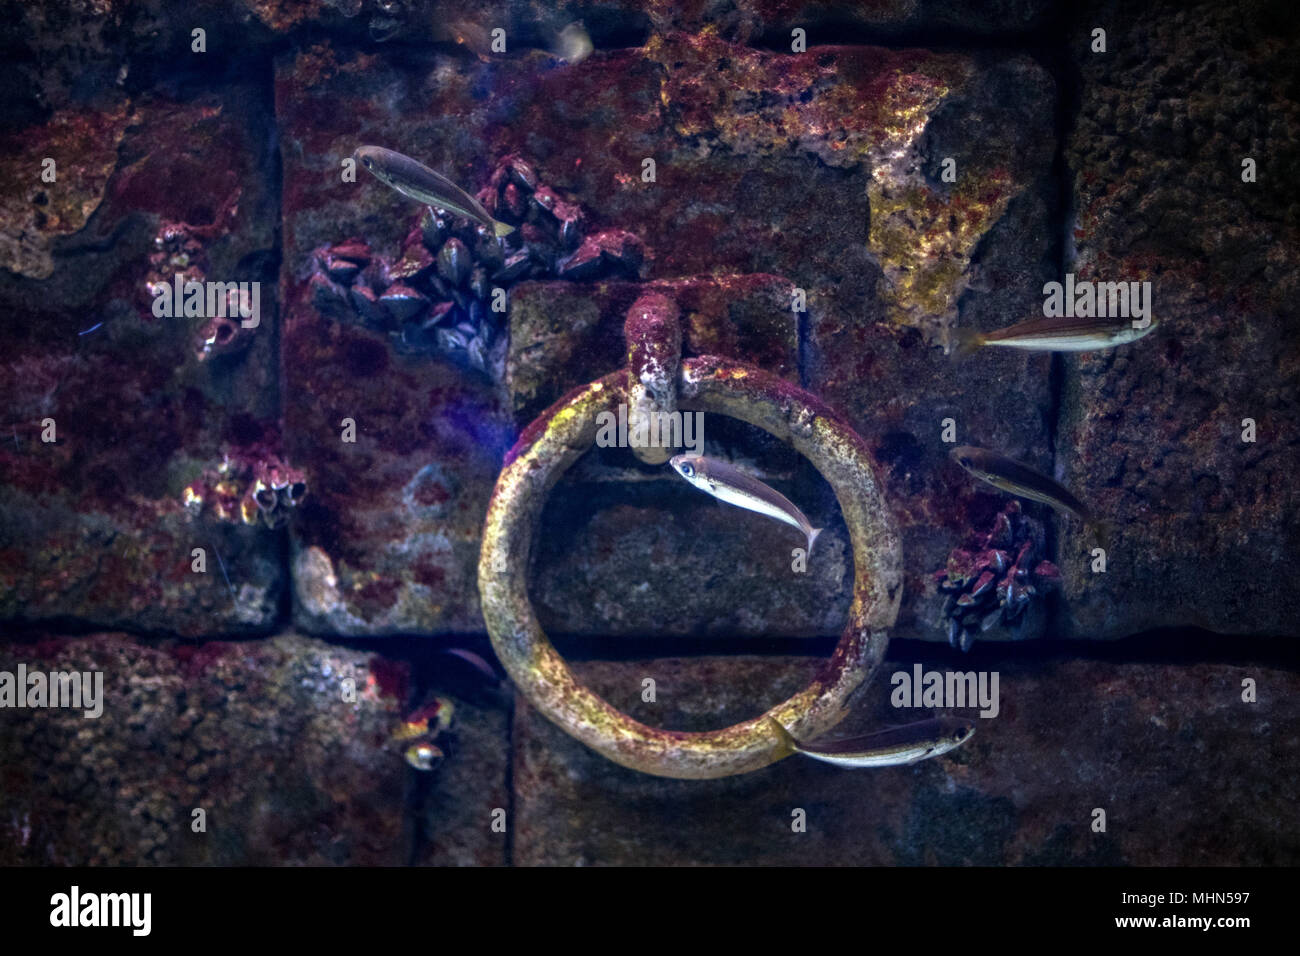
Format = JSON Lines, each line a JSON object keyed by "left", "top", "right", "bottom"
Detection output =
{"left": 767, "top": 716, "right": 975, "bottom": 768}
{"left": 669, "top": 454, "right": 823, "bottom": 555}
{"left": 354, "top": 146, "right": 515, "bottom": 238}
{"left": 951, "top": 445, "right": 1110, "bottom": 545}
{"left": 951, "top": 445, "right": 1085, "bottom": 520}
{"left": 950, "top": 314, "right": 1158, "bottom": 354}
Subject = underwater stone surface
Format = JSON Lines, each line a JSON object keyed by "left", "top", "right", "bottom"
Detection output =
{"left": 7, "top": 0, "right": 1058, "bottom": 66}
{"left": 1058, "top": 0, "right": 1300, "bottom": 639}
{"left": 0, "top": 632, "right": 414, "bottom": 865}
{"left": 413, "top": 681, "right": 512, "bottom": 866}
{"left": 282, "top": 295, "right": 513, "bottom": 635}
{"left": 0, "top": 88, "right": 285, "bottom": 637}
{"left": 800, "top": 48, "right": 1059, "bottom": 645}
{"left": 807, "top": 322, "right": 1056, "bottom": 644}
{"left": 533, "top": 474, "right": 851, "bottom": 639}
{"left": 507, "top": 275, "right": 799, "bottom": 423}
{"left": 275, "top": 36, "right": 1055, "bottom": 343}
{"left": 512, "top": 654, "right": 1300, "bottom": 865}
{"left": 0, "top": 1, "right": 285, "bottom": 124}
{"left": 509, "top": 274, "right": 850, "bottom": 638}
{"left": 273, "top": 36, "right": 1059, "bottom": 640}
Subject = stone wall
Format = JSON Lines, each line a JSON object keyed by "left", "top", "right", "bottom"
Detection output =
{"left": 0, "top": 0, "right": 1296, "bottom": 864}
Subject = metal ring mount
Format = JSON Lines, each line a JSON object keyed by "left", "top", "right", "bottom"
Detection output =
{"left": 478, "top": 355, "right": 902, "bottom": 779}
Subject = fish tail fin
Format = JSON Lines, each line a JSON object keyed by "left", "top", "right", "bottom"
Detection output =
{"left": 807, "top": 527, "right": 823, "bottom": 557}
{"left": 493, "top": 220, "right": 516, "bottom": 238}
{"left": 949, "top": 327, "right": 985, "bottom": 357}
{"left": 764, "top": 716, "right": 798, "bottom": 757}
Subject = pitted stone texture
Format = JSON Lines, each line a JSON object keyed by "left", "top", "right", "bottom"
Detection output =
{"left": 806, "top": 322, "right": 1055, "bottom": 643}
{"left": 0, "top": 89, "right": 283, "bottom": 636}
{"left": 275, "top": 34, "right": 1054, "bottom": 641}
{"left": 507, "top": 276, "right": 799, "bottom": 422}
{"left": 512, "top": 654, "right": 1300, "bottom": 865}
{"left": 1059, "top": 0, "right": 1300, "bottom": 638}
{"left": 0, "top": 633, "right": 406, "bottom": 864}
{"left": 532, "top": 472, "right": 851, "bottom": 639}
{"left": 504, "top": 275, "right": 836, "bottom": 639}
{"left": 276, "top": 36, "right": 1055, "bottom": 342}
{"left": 282, "top": 301, "right": 513, "bottom": 635}
{"left": 0, "top": 631, "right": 510, "bottom": 865}
{"left": 241, "top": 1, "right": 1058, "bottom": 54}
{"left": 413, "top": 682, "right": 512, "bottom": 866}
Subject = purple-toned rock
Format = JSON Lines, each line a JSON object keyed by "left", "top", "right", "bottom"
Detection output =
{"left": 274, "top": 36, "right": 1049, "bottom": 338}
{"left": 0, "top": 87, "right": 282, "bottom": 636}
{"left": 508, "top": 275, "right": 799, "bottom": 421}
{"left": 281, "top": 285, "right": 512, "bottom": 633}
{"left": 513, "top": 654, "right": 1300, "bottom": 865}
{"left": 1057, "top": 0, "right": 1300, "bottom": 639}
{"left": 505, "top": 275, "right": 841, "bottom": 638}
{"left": 413, "top": 683, "right": 512, "bottom": 866}
{"left": 276, "top": 33, "right": 1051, "bottom": 644}
{"left": 806, "top": 322, "right": 1055, "bottom": 644}
{"left": 0, "top": 633, "right": 410, "bottom": 865}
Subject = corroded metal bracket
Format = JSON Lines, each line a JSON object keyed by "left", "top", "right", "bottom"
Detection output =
{"left": 479, "top": 304, "right": 902, "bottom": 779}
{"left": 623, "top": 291, "right": 681, "bottom": 465}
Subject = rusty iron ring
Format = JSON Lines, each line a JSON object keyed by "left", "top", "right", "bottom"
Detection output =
{"left": 478, "top": 355, "right": 902, "bottom": 779}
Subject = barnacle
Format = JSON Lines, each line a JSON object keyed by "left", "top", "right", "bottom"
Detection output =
{"left": 391, "top": 696, "right": 454, "bottom": 772}
{"left": 183, "top": 452, "right": 308, "bottom": 528}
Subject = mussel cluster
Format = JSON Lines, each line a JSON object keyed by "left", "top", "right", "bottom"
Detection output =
{"left": 310, "top": 154, "right": 648, "bottom": 379}
{"left": 934, "top": 501, "right": 1061, "bottom": 651}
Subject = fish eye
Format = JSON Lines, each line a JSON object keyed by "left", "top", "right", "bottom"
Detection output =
{"left": 680, "top": 462, "right": 694, "bottom": 477}
{"left": 363, "top": 157, "right": 372, "bottom": 168}
{"left": 959, "top": 457, "right": 971, "bottom": 468}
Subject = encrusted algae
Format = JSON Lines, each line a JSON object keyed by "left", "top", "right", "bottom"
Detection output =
{"left": 643, "top": 31, "right": 1022, "bottom": 338}
{"left": 0, "top": 634, "right": 407, "bottom": 865}
{"left": 868, "top": 166, "right": 1018, "bottom": 331}
{"left": 0, "top": 102, "right": 132, "bottom": 279}
{"left": 647, "top": 32, "right": 968, "bottom": 168}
